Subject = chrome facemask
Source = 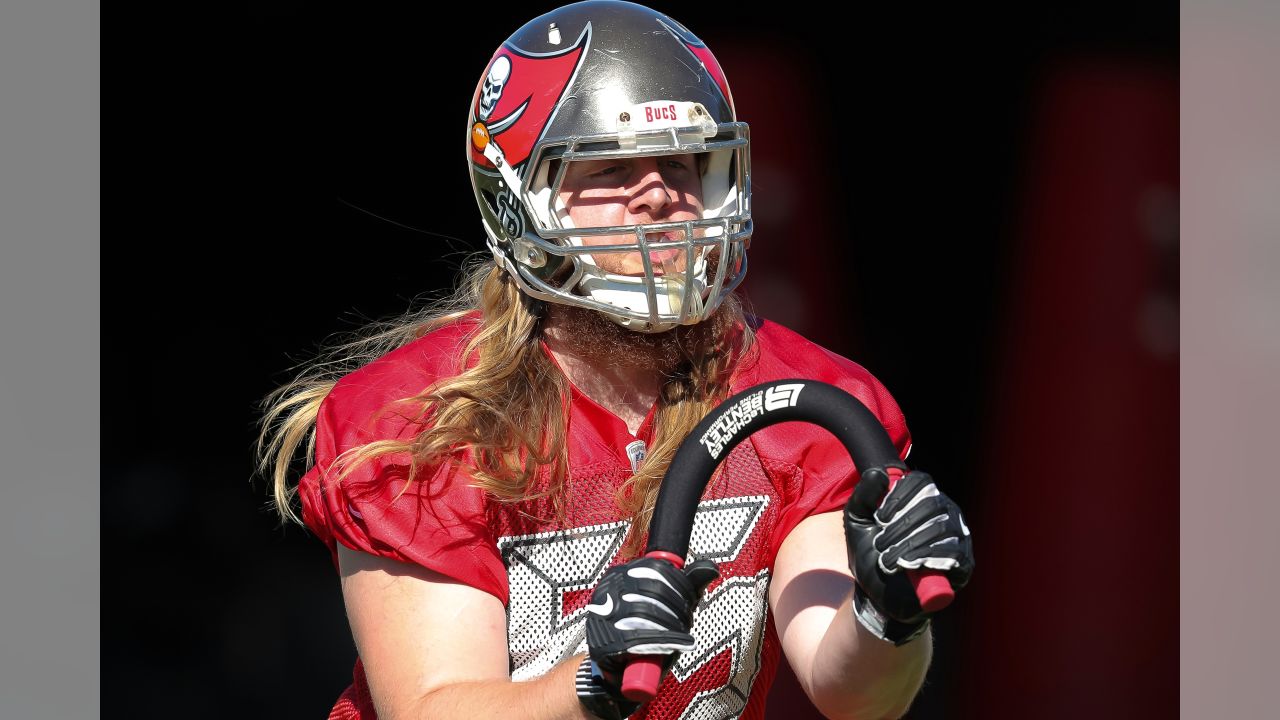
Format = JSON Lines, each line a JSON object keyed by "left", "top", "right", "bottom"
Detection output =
{"left": 479, "top": 104, "right": 750, "bottom": 332}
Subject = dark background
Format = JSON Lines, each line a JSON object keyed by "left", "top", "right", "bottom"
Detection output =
{"left": 105, "top": 2, "right": 1176, "bottom": 717}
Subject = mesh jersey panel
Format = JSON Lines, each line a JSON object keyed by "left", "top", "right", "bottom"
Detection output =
{"left": 301, "top": 315, "right": 911, "bottom": 719}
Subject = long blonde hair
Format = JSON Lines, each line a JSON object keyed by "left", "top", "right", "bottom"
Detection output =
{"left": 256, "top": 257, "right": 754, "bottom": 555}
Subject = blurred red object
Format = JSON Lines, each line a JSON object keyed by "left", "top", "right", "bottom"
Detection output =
{"left": 962, "top": 60, "right": 1177, "bottom": 718}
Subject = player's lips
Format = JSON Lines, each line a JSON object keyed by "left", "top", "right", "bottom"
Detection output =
{"left": 582, "top": 226, "right": 694, "bottom": 275}
{"left": 643, "top": 232, "right": 685, "bottom": 269}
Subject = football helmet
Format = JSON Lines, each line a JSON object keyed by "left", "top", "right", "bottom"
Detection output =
{"left": 466, "top": 0, "right": 751, "bottom": 332}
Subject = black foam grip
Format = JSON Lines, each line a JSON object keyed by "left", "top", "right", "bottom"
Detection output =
{"left": 645, "top": 380, "right": 903, "bottom": 558}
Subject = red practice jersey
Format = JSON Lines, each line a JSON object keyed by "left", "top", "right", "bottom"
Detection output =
{"left": 299, "top": 315, "right": 911, "bottom": 720}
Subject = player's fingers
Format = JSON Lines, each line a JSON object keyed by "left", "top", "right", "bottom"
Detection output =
{"left": 624, "top": 630, "right": 697, "bottom": 656}
{"left": 873, "top": 495, "right": 951, "bottom": 550}
{"left": 624, "top": 578, "right": 695, "bottom": 624}
{"left": 875, "top": 470, "right": 937, "bottom": 525}
{"left": 612, "top": 605, "right": 688, "bottom": 632}
{"left": 895, "top": 537, "right": 974, "bottom": 590}
{"left": 627, "top": 560, "right": 698, "bottom": 596}
{"left": 877, "top": 513, "right": 955, "bottom": 567}
{"left": 847, "top": 467, "right": 893, "bottom": 521}
{"left": 683, "top": 559, "right": 720, "bottom": 596}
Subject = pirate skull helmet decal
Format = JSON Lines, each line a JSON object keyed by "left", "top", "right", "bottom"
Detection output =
{"left": 479, "top": 55, "right": 512, "bottom": 122}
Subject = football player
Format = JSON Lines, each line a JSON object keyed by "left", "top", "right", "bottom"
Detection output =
{"left": 258, "top": 3, "right": 974, "bottom": 719}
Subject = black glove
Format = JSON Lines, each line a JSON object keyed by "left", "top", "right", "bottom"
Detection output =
{"left": 578, "top": 556, "right": 719, "bottom": 718}
{"left": 843, "top": 467, "right": 974, "bottom": 645}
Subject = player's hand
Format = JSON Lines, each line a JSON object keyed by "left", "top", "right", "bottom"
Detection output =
{"left": 579, "top": 556, "right": 719, "bottom": 717}
{"left": 843, "top": 468, "right": 974, "bottom": 644}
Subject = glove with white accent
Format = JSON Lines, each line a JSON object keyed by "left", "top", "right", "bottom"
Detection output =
{"left": 843, "top": 467, "right": 974, "bottom": 645}
{"left": 579, "top": 556, "right": 719, "bottom": 717}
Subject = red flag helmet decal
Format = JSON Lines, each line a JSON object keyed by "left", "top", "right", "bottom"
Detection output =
{"left": 468, "top": 31, "right": 588, "bottom": 171}
{"left": 657, "top": 18, "right": 735, "bottom": 116}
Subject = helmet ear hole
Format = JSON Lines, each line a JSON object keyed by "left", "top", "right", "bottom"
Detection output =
{"left": 544, "top": 158, "right": 565, "bottom": 221}
{"left": 545, "top": 254, "right": 575, "bottom": 287}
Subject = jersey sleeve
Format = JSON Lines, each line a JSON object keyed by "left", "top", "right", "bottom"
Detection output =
{"left": 752, "top": 355, "right": 912, "bottom": 563}
{"left": 296, "top": 373, "right": 510, "bottom": 606}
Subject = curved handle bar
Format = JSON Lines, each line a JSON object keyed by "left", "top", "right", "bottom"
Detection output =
{"left": 620, "top": 380, "right": 954, "bottom": 703}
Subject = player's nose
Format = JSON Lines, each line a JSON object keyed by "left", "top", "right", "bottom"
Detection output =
{"left": 627, "top": 156, "right": 674, "bottom": 216}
